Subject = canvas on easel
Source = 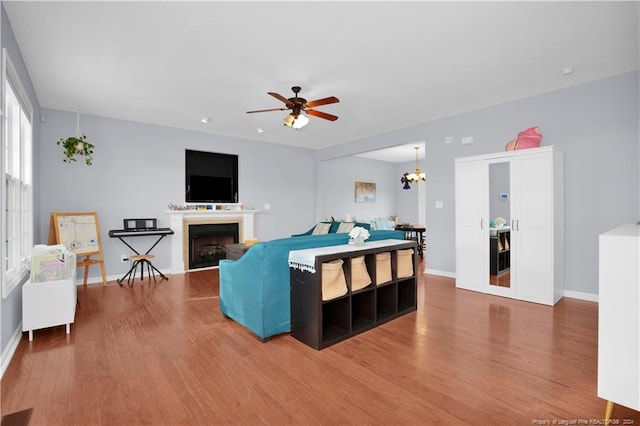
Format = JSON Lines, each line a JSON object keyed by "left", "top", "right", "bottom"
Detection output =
{"left": 48, "top": 212, "right": 107, "bottom": 286}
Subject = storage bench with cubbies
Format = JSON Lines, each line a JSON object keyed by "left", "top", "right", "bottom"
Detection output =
{"left": 288, "top": 239, "right": 417, "bottom": 350}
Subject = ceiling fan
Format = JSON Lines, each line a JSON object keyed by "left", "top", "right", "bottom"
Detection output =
{"left": 246, "top": 86, "right": 339, "bottom": 128}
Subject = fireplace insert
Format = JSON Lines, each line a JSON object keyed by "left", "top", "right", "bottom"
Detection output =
{"left": 188, "top": 222, "right": 239, "bottom": 269}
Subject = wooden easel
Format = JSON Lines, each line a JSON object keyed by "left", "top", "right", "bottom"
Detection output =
{"left": 48, "top": 212, "right": 107, "bottom": 286}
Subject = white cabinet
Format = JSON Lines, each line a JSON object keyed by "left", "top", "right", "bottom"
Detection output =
{"left": 598, "top": 224, "right": 639, "bottom": 413}
{"left": 455, "top": 146, "right": 564, "bottom": 305}
{"left": 23, "top": 278, "right": 77, "bottom": 341}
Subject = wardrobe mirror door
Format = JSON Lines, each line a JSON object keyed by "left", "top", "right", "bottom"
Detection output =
{"left": 489, "top": 162, "right": 511, "bottom": 288}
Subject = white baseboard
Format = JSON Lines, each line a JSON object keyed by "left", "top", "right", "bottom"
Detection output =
{"left": 1, "top": 321, "right": 23, "bottom": 379}
{"left": 563, "top": 290, "right": 598, "bottom": 303}
{"left": 422, "top": 268, "right": 599, "bottom": 303}
{"left": 424, "top": 268, "right": 456, "bottom": 278}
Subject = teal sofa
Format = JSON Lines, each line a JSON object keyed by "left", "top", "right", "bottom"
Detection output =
{"left": 219, "top": 229, "right": 404, "bottom": 341}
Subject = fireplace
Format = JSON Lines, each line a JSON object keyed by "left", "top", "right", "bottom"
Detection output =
{"left": 167, "top": 209, "right": 257, "bottom": 273}
{"left": 188, "top": 223, "right": 239, "bottom": 269}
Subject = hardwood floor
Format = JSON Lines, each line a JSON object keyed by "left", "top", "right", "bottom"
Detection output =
{"left": 2, "top": 263, "right": 639, "bottom": 425}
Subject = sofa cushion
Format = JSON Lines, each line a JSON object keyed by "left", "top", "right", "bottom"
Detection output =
{"left": 312, "top": 222, "right": 331, "bottom": 235}
{"left": 293, "top": 221, "right": 371, "bottom": 236}
{"left": 336, "top": 222, "right": 355, "bottom": 233}
{"left": 373, "top": 218, "right": 395, "bottom": 230}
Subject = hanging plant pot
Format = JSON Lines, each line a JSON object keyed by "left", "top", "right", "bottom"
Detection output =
{"left": 57, "top": 135, "right": 94, "bottom": 165}
{"left": 57, "top": 111, "right": 94, "bottom": 165}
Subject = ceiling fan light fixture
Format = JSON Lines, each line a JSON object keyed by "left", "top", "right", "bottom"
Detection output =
{"left": 249, "top": 86, "right": 339, "bottom": 129}
{"left": 283, "top": 114, "right": 295, "bottom": 127}
{"left": 283, "top": 112, "right": 309, "bottom": 129}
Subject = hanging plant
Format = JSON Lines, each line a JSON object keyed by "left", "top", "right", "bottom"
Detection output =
{"left": 57, "top": 110, "right": 94, "bottom": 165}
{"left": 57, "top": 135, "right": 94, "bottom": 165}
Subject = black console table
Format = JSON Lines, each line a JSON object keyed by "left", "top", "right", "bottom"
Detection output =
{"left": 108, "top": 228, "right": 174, "bottom": 285}
{"left": 288, "top": 239, "right": 417, "bottom": 350}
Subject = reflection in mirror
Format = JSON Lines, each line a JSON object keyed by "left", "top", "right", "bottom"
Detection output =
{"left": 489, "top": 162, "right": 511, "bottom": 288}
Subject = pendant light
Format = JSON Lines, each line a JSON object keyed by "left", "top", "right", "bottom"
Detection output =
{"left": 401, "top": 146, "right": 426, "bottom": 189}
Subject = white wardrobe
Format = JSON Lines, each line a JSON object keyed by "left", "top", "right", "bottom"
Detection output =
{"left": 454, "top": 146, "right": 564, "bottom": 305}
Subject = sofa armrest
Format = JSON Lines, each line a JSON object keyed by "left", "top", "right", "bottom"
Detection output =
{"left": 219, "top": 246, "right": 267, "bottom": 337}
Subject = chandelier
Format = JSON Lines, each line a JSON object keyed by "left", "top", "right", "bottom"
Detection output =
{"left": 401, "top": 146, "right": 426, "bottom": 190}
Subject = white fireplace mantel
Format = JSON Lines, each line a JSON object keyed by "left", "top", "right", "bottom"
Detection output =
{"left": 166, "top": 209, "right": 259, "bottom": 273}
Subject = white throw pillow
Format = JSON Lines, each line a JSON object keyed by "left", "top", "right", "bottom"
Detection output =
{"left": 312, "top": 223, "right": 331, "bottom": 235}
{"left": 336, "top": 222, "right": 355, "bottom": 233}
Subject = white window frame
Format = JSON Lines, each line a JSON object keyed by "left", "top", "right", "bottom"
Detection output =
{"left": 1, "top": 48, "right": 33, "bottom": 298}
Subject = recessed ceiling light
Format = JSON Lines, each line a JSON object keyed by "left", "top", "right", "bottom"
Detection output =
{"left": 200, "top": 117, "right": 211, "bottom": 124}
{"left": 560, "top": 67, "right": 575, "bottom": 76}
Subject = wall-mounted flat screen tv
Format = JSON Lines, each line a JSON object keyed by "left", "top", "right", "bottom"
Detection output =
{"left": 185, "top": 149, "right": 238, "bottom": 203}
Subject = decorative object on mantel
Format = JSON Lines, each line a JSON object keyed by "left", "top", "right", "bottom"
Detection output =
{"left": 167, "top": 203, "right": 190, "bottom": 211}
{"left": 401, "top": 146, "right": 426, "bottom": 189}
{"left": 57, "top": 111, "right": 94, "bottom": 165}
{"left": 505, "top": 126, "right": 542, "bottom": 151}
{"left": 167, "top": 203, "right": 247, "bottom": 211}
{"left": 348, "top": 226, "right": 370, "bottom": 245}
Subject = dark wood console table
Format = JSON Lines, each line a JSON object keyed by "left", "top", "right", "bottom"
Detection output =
{"left": 288, "top": 239, "right": 417, "bottom": 350}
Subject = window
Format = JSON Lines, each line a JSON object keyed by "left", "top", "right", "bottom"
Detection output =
{"left": 2, "top": 49, "right": 33, "bottom": 298}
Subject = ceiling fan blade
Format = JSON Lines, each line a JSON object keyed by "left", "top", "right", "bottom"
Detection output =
{"left": 306, "top": 109, "right": 339, "bottom": 122}
{"left": 305, "top": 96, "right": 340, "bottom": 108}
{"left": 268, "top": 92, "right": 295, "bottom": 106}
{"left": 246, "top": 107, "right": 289, "bottom": 114}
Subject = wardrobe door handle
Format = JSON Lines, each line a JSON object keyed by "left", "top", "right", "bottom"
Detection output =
{"left": 480, "top": 219, "right": 484, "bottom": 229}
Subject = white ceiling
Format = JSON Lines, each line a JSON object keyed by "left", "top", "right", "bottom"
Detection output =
{"left": 4, "top": 1, "right": 639, "bottom": 163}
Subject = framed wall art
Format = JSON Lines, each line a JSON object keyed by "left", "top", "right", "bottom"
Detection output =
{"left": 355, "top": 181, "right": 376, "bottom": 203}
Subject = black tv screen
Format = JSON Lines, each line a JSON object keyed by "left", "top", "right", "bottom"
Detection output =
{"left": 185, "top": 150, "right": 238, "bottom": 203}
{"left": 188, "top": 175, "right": 233, "bottom": 203}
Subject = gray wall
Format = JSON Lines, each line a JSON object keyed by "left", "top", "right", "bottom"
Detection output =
{"left": 38, "top": 109, "right": 318, "bottom": 280}
{"left": 0, "top": 4, "right": 41, "bottom": 359}
{"left": 318, "top": 156, "right": 397, "bottom": 223}
{"left": 319, "top": 71, "right": 640, "bottom": 293}
{"left": 317, "top": 153, "right": 426, "bottom": 227}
